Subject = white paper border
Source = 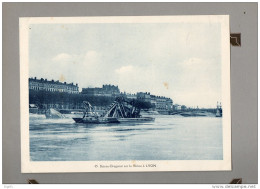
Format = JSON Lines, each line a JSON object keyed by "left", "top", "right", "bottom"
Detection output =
{"left": 20, "top": 15, "right": 231, "bottom": 173}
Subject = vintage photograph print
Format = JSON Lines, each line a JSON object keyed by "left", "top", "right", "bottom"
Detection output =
{"left": 20, "top": 16, "right": 231, "bottom": 172}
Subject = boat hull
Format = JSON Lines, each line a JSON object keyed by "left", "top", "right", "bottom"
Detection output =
{"left": 73, "top": 117, "right": 119, "bottom": 124}
{"left": 118, "top": 117, "right": 155, "bottom": 122}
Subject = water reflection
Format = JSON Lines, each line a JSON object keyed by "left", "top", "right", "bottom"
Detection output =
{"left": 29, "top": 115, "right": 223, "bottom": 161}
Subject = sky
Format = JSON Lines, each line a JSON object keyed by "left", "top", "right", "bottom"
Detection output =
{"left": 29, "top": 22, "right": 222, "bottom": 108}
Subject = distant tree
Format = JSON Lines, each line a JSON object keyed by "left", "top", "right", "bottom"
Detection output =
{"left": 130, "top": 99, "right": 152, "bottom": 109}
{"left": 29, "top": 90, "right": 117, "bottom": 109}
{"left": 181, "top": 105, "right": 187, "bottom": 111}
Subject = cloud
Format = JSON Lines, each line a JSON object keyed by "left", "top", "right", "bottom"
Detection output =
{"left": 49, "top": 50, "right": 120, "bottom": 90}
{"left": 83, "top": 51, "right": 100, "bottom": 65}
{"left": 30, "top": 23, "right": 222, "bottom": 108}
{"left": 113, "top": 58, "right": 221, "bottom": 108}
{"left": 172, "top": 57, "right": 221, "bottom": 107}
{"left": 114, "top": 65, "right": 169, "bottom": 96}
{"left": 181, "top": 57, "right": 204, "bottom": 66}
{"left": 51, "top": 50, "right": 100, "bottom": 66}
{"left": 52, "top": 53, "right": 74, "bottom": 62}
{"left": 115, "top": 65, "right": 134, "bottom": 74}
{"left": 44, "top": 50, "right": 105, "bottom": 89}
{"left": 48, "top": 52, "right": 221, "bottom": 108}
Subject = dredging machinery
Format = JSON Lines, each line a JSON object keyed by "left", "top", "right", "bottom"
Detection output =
{"left": 72, "top": 96, "right": 155, "bottom": 124}
{"left": 72, "top": 101, "right": 119, "bottom": 124}
{"left": 103, "top": 96, "right": 155, "bottom": 123}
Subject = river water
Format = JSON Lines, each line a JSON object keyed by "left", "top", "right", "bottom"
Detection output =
{"left": 29, "top": 114, "right": 223, "bottom": 161}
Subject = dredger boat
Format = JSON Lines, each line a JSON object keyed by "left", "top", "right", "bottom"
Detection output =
{"left": 73, "top": 97, "right": 155, "bottom": 124}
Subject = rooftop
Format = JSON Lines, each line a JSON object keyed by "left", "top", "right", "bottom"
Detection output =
{"left": 29, "top": 77, "right": 78, "bottom": 87}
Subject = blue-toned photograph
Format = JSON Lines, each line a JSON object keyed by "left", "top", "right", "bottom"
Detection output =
{"left": 28, "top": 19, "right": 224, "bottom": 162}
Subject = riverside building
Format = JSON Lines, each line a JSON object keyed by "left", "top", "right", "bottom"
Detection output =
{"left": 81, "top": 84, "right": 120, "bottom": 97}
{"left": 137, "top": 92, "right": 173, "bottom": 113}
{"left": 29, "top": 77, "right": 79, "bottom": 94}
